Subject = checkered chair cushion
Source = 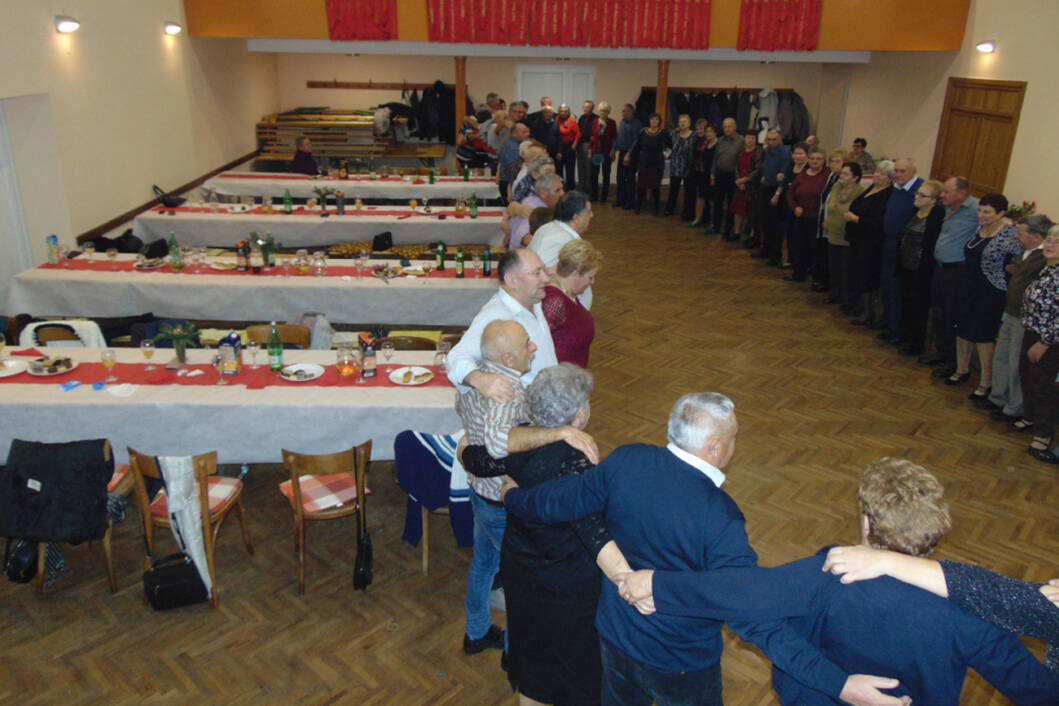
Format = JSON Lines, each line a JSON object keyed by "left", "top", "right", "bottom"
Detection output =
{"left": 108, "top": 464, "right": 131, "bottom": 493}
{"left": 150, "top": 476, "right": 241, "bottom": 518}
{"left": 279, "top": 473, "right": 371, "bottom": 515}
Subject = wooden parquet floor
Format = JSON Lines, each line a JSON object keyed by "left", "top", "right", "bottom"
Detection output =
{"left": 3, "top": 200, "right": 1056, "bottom": 704}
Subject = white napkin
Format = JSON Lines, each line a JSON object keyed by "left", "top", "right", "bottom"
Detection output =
{"left": 106, "top": 383, "right": 138, "bottom": 397}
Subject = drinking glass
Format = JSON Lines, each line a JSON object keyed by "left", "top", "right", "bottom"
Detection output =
{"left": 101, "top": 349, "right": 117, "bottom": 382}
{"left": 212, "top": 353, "right": 228, "bottom": 385}
{"left": 0, "top": 332, "right": 6, "bottom": 365}
{"left": 381, "top": 341, "right": 395, "bottom": 371}
{"left": 58, "top": 246, "right": 71, "bottom": 267}
{"left": 433, "top": 351, "right": 447, "bottom": 375}
{"left": 336, "top": 348, "right": 357, "bottom": 378}
{"left": 352, "top": 348, "right": 365, "bottom": 384}
{"left": 436, "top": 339, "right": 452, "bottom": 354}
{"left": 246, "top": 340, "right": 260, "bottom": 369}
{"left": 421, "top": 197, "right": 430, "bottom": 213}
{"left": 84, "top": 241, "right": 96, "bottom": 263}
{"left": 472, "top": 252, "right": 482, "bottom": 278}
{"left": 409, "top": 198, "right": 418, "bottom": 210}
{"left": 140, "top": 339, "right": 156, "bottom": 370}
{"left": 359, "top": 249, "right": 370, "bottom": 275}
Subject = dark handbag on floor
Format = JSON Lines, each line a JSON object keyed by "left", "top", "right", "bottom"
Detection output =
{"left": 143, "top": 553, "right": 208, "bottom": 610}
{"left": 371, "top": 231, "right": 393, "bottom": 252}
{"left": 153, "top": 185, "right": 186, "bottom": 208}
{"left": 4, "top": 538, "right": 38, "bottom": 583}
{"left": 353, "top": 506, "right": 373, "bottom": 590}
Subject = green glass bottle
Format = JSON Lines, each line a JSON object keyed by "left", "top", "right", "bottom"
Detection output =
{"left": 267, "top": 321, "right": 283, "bottom": 371}
{"left": 468, "top": 193, "right": 478, "bottom": 219}
{"left": 455, "top": 247, "right": 464, "bottom": 278}
{"left": 283, "top": 188, "right": 293, "bottom": 215}
{"left": 264, "top": 232, "right": 276, "bottom": 267}
{"left": 462, "top": 164, "right": 470, "bottom": 181}
{"left": 167, "top": 231, "right": 183, "bottom": 271}
{"left": 436, "top": 241, "right": 445, "bottom": 271}
{"left": 428, "top": 166, "right": 435, "bottom": 184}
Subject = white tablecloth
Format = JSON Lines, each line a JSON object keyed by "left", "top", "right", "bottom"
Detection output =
{"left": 133, "top": 205, "right": 504, "bottom": 249}
{"left": 0, "top": 348, "right": 458, "bottom": 463}
{"left": 5, "top": 256, "right": 498, "bottom": 326}
{"left": 203, "top": 172, "right": 500, "bottom": 201}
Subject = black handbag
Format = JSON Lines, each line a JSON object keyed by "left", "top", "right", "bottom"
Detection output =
{"left": 353, "top": 506, "right": 373, "bottom": 590}
{"left": 152, "top": 185, "right": 186, "bottom": 208}
{"left": 371, "top": 231, "right": 393, "bottom": 252}
{"left": 4, "top": 538, "right": 38, "bottom": 583}
{"left": 143, "top": 553, "right": 208, "bottom": 610}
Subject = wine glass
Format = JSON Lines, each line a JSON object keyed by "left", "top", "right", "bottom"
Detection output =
{"left": 212, "top": 353, "right": 228, "bottom": 385}
{"left": 101, "top": 349, "right": 117, "bottom": 382}
{"left": 409, "top": 198, "right": 418, "bottom": 211}
{"left": 0, "top": 332, "right": 6, "bottom": 367}
{"left": 421, "top": 197, "right": 429, "bottom": 213}
{"left": 58, "top": 246, "right": 71, "bottom": 267}
{"left": 140, "top": 339, "right": 156, "bottom": 370}
{"left": 352, "top": 347, "right": 365, "bottom": 384}
{"left": 381, "top": 341, "right": 395, "bottom": 372}
{"left": 433, "top": 350, "right": 447, "bottom": 375}
{"left": 83, "top": 241, "right": 96, "bottom": 263}
{"left": 359, "top": 249, "right": 370, "bottom": 275}
{"left": 246, "top": 340, "right": 260, "bottom": 369}
{"left": 472, "top": 252, "right": 482, "bottom": 278}
{"left": 106, "top": 248, "right": 118, "bottom": 270}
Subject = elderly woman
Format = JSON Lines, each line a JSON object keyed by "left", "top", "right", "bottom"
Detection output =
{"left": 505, "top": 170, "right": 562, "bottom": 249}
{"left": 542, "top": 240, "right": 601, "bottom": 368}
{"left": 730, "top": 132, "right": 763, "bottom": 244}
{"left": 896, "top": 180, "right": 946, "bottom": 356}
{"left": 811, "top": 149, "right": 848, "bottom": 292}
{"left": 823, "top": 162, "right": 867, "bottom": 311}
{"left": 779, "top": 142, "right": 810, "bottom": 268}
{"left": 511, "top": 152, "right": 554, "bottom": 204}
{"left": 588, "top": 101, "right": 617, "bottom": 203}
{"left": 666, "top": 114, "right": 695, "bottom": 219}
{"left": 688, "top": 121, "right": 718, "bottom": 229}
{"left": 784, "top": 147, "right": 830, "bottom": 283}
{"left": 844, "top": 159, "right": 894, "bottom": 325}
{"left": 949, "top": 193, "right": 1022, "bottom": 396}
{"left": 625, "top": 112, "right": 671, "bottom": 215}
{"left": 1016, "top": 225, "right": 1059, "bottom": 463}
{"left": 556, "top": 104, "right": 581, "bottom": 191}
{"left": 461, "top": 364, "right": 631, "bottom": 706}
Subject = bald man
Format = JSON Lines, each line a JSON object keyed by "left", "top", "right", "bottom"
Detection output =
{"left": 711, "top": 118, "right": 742, "bottom": 239}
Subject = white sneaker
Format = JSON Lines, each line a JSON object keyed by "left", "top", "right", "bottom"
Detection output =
{"left": 489, "top": 587, "right": 506, "bottom": 612}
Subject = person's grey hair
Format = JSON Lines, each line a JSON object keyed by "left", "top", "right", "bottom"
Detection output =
{"left": 584, "top": 100, "right": 595, "bottom": 109}
{"left": 677, "top": 113, "right": 691, "bottom": 124}
{"left": 1020, "top": 213, "right": 1054, "bottom": 236}
{"left": 667, "top": 392, "right": 735, "bottom": 452}
{"left": 527, "top": 363, "right": 594, "bottom": 428}
{"left": 875, "top": 160, "right": 895, "bottom": 180}
{"left": 558, "top": 103, "right": 570, "bottom": 112}
{"left": 527, "top": 154, "right": 554, "bottom": 176}
{"left": 479, "top": 320, "right": 509, "bottom": 363}
{"left": 535, "top": 171, "right": 563, "bottom": 193}
{"left": 1049, "top": 225, "right": 1059, "bottom": 237}
{"left": 295, "top": 135, "right": 310, "bottom": 149}
{"left": 597, "top": 101, "right": 610, "bottom": 113}
{"left": 623, "top": 103, "right": 634, "bottom": 112}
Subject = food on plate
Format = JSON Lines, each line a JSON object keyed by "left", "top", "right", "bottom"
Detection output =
{"left": 280, "top": 367, "right": 314, "bottom": 381}
{"left": 401, "top": 368, "right": 413, "bottom": 383}
{"left": 30, "top": 357, "right": 74, "bottom": 374}
{"left": 413, "top": 371, "right": 432, "bottom": 383}
{"left": 135, "top": 257, "right": 165, "bottom": 269}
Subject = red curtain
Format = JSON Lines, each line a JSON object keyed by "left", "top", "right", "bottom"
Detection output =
{"left": 738, "top": 0, "right": 821, "bottom": 51}
{"left": 327, "top": 0, "right": 399, "bottom": 41}
{"left": 426, "top": 0, "right": 711, "bottom": 49}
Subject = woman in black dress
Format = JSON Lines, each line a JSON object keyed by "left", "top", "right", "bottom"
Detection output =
{"left": 896, "top": 179, "right": 946, "bottom": 356}
{"left": 843, "top": 160, "right": 894, "bottom": 325}
{"left": 462, "top": 364, "right": 631, "bottom": 706}
{"left": 626, "top": 112, "right": 671, "bottom": 215}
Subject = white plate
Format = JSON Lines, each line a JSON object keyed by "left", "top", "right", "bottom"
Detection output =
{"left": 26, "top": 359, "right": 79, "bottom": 377}
{"left": 210, "top": 261, "right": 237, "bottom": 271}
{"left": 402, "top": 266, "right": 431, "bottom": 277}
{"left": 134, "top": 260, "right": 166, "bottom": 270}
{"left": 0, "top": 360, "right": 29, "bottom": 378}
{"left": 279, "top": 363, "right": 325, "bottom": 382}
{"left": 388, "top": 365, "right": 434, "bottom": 386}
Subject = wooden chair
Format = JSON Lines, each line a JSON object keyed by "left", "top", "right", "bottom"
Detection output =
{"left": 420, "top": 505, "right": 449, "bottom": 576}
{"left": 127, "top": 448, "right": 254, "bottom": 607}
{"left": 245, "top": 324, "right": 311, "bottom": 349}
{"left": 32, "top": 439, "right": 117, "bottom": 595}
{"left": 280, "top": 440, "right": 371, "bottom": 594}
{"left": 34, "top": 324, "right": 81, "bottom": 345}
{"left": 375, "top": 335, "right": 437, "bottom": 351}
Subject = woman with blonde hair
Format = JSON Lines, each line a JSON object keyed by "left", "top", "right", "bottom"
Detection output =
{"left": 542, "top": 239, "right": 601, "bottom": 367}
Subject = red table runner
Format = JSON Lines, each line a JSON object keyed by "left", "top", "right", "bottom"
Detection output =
{"left": 218, "top": 172, "right": 494, "bottom": 184}
{"left": 0, "top": 361, "right": 452, "bottom": 389}
{"left": 149, "top": 205, "right": 502, "bottom": 218}
{"left": 39, "top": 260, "right": 495, "bottom": 279}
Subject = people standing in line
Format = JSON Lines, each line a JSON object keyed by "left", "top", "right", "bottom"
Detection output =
{"left": 577, "top": 100, "right": 598, "bottom": 194}
{"left": 876, "top": 158, "right": 924, "bottom": 345}
{"left": 895, "top": 180, "right": 946, "bottom": 357}
{"left": 811, "top": 149, "right": 848, "bottom": 293}
{"left": 843, "top": 160, "right": 894, "bottom": 325}
{"left": 780, "top": 142, "right": 809, "bottom": 267}
{"left": 665, "top": 114, "right": 695, "bottom": 219}
{"left": 784, "top": 147, "right": 831, "bottom": 283}
{"left": 614, "top": 104, "right": 641, "bottom": 210}
{"left": 710, "top": 118, "right": 743, "bottom": 239}
{"left": 626, "top": 112, "right": 671, "bottom": 216}
{"left": 589, "top": 102, "right": 618, "bottom": 204}
{"left": 688, "top": 121, "right": 718, "bottom": 230}
{"left": 754, "top": 129, "right": 792, "bottom": 259}
{"left": 729, "top": 132, "right": 763, "bottom": 245}
{"left": 920, "top": 177, "right": 981, "bottom": 378}
{"left": 823, "top": 162, "right": 867, "bottom": 312}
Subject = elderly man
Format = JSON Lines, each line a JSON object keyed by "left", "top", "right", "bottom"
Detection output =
{"left": 505, "top": 171, "right": 563, "bottom": 248}
{"left": 849, "top": 138, "right": 875, "bottom": 174}
{"left": 528, "top": 190, "right": 595, "bottom": 308}
{"left": 503, "top": 393, "right": 905, "bottom": 706}
{"left": 509, "top": 140, "right": 548, "bottom": 202}
{"left": 291, "top": 135, "right": 318, "bottom": 176}
{"left": 618, "top": 458, "right": 1059, "bottom": 704}
{"left": 531, "top": 105, "right": 560, "bottom": 160}
{"left": 756, "top": 129, "right": 792, "bottom": 261}
{"left": 986, "top": 214, "right": 1054, "bottom": 420}
{"left": 577, "top": 100, "right": 598, "bottom": 193}
{"left": 711, "top": 118, "right": 743, "bottom": 240}
{"left": 497, "top": 121, "right": 530, "bottom": 205}
{"left": 614, "top": 104, "right": 642, "bottom": 210}
{"left": 526, "top": 96, "right": 552, "bottom": 128}
{"left": 878, "top": 158, "right": 923, "bottom": 343}
{"left": 920, "top": 176, "right": 980, "bottom": 377}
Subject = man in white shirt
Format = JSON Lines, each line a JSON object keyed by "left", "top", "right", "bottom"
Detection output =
{"left": 528, "top": 190, "right": 595, "bottom": 309}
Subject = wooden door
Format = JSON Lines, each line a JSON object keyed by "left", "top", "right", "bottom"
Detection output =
{"left": 930, "top": 77, "right": 1026, "bottom": 196}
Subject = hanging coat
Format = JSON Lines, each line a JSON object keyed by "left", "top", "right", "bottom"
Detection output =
{"left": 158, "top": 456, "right": 213, "bottom": 599}
{"left": 757, "top": 89, "right": 779, "bottom": 127}
{"left": 736, "top": 91, "right": 753, "bottom": 132}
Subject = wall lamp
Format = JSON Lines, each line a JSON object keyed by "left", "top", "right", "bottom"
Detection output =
{"left": 54, "top": 15, "right": 80, "bottom": 33}
{"left": 975, "top": 40, "right": 996, "bottom": 53}
{"left": 164, "top": 21, "right": 183, "bottom": 35}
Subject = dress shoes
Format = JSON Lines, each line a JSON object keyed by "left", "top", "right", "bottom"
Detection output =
{"left": 943, "top": 372, "right": 970, "bottom": 385}
{"left": 810, "top": 283, "right": 828, "bottom": 293}
{"left": 750, "top": 252, "right": 768, "bottom": 259}
{"left": 899, "top": 345, "right": 925, "bottom": 356}
{"left": 868, "top": 319, "right": 887, "bottom": 330}
{"left": 784, "top": 275, "right": 806, "bottom": 282}
{"left": 722, "top": 233, "right": 740, "bottom": 242}
{"left": 968, "top": 387, "right": 992, "bottom": 402}
{"left": 973, "top": 396, "right": 1001, "bottom": 410}
{"left": 1007, "top": 420, "right": 1034, "bottom": 433}
{"left": 463, "top": 625, "right": 505, "bottom": 655}
{"left": 1028, "top": 447, "right": 1059, "bottom": 464}
{"left": 932, "top": 366, "right": 957, "bottom": 378}
{"left": 822, "top": 296, "right": 840, "bottom": 304}
{"left": 918, "top": 353, "right": 947, "bottom": 366}
{"left": 990, "top": 410, "right": 1021, "bottom": 422}
{"left": 876, "top": 330, "right": 896, "bottom": 341}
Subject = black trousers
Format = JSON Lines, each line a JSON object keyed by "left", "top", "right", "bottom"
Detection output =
{"left": 900, "top": 265, "right": 933, "bottom": 348}
{"left": 559, "top": 145, "right": 577, "bottom": 191}
{"left": 790, "top": 217, "right": 816, "bottom": 280}
{"left": 591, "top": 156, "right": 613, "bottom": 202}
{"left": 617, "top": 150, "right": 636, "bottom": 205}
{"left": 666, "top": 176, "right": 689, "bottom": 216}
{"left": 757, "top": 188, "right": 782, "bottom": 260}
{"left": 930, "top": 263, "right": 963, "bottom": 365}
{"left": 1020, "top": 329, "right": 1059, "bottom": 440}
{"left": 712, "top": 171, "right": 736, "bottom": 235}
{"left": 811, "top": 235, "right": 829, "bottom": 287}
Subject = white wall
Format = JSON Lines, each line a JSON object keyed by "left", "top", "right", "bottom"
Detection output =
{"left": 0, "top": 0, "right": 280, "bottom": 266}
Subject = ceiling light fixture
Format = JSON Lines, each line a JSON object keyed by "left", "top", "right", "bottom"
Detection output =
{"left": 975, "top": 40, "right": 996, "bottom": 53}
{"left": 54, "top": 15, "right": 80, "bottom": 33}
{"left": 164, "top": 21, "right": 182, "bottom": 35}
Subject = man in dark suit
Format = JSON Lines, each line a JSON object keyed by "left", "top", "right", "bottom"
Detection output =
{"left": 503, "top": 393, "right": 907, "bottom": 706}
{"left": 878, "top": 158, "right": 924, "bottom": 343}
{"left": 617, "top": 457, "right": 1059, "bottom": 704}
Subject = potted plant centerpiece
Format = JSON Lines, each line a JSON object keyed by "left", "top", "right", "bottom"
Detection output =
{"left": 152, "top": 321, "right": 200, "bottom": 366}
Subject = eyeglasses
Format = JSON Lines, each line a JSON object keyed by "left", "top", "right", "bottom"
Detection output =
{"left": 914, "top": 192, "right": 937, "bottom": 198}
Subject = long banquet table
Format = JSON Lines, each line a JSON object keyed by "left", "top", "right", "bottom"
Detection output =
{"left": 203, "top": 171, "right": 500, "bottom": 201}
{"left": 132, "top": 204, "right": 504, "bottom": 248}
{"left": 0, "top": 347, "right": 459, "bottom": 463}
{"left": 5, "top": 255, "right": 498, "bottom": 326}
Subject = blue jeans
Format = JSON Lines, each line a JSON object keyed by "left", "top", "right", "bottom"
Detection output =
{"left": 465, "top": 491, "right": 506, "bottom": 640}
{"left": 600, "top": 639, "right": 722, "bottom": 706}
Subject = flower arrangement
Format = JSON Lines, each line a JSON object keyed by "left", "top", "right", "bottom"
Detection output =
{"left": 311, "top": 186, "right": 335, "bottom": 201}
{"left": 1008, "top": 200, "right": 1036, "bottom": 220}
{"left": 152, "top": 321, "right": 200, "bottom": 364}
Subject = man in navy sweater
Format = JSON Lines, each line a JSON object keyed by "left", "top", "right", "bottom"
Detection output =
{"left": 503, "top": 393, "right": 908, "bottom": 706}
{"left": 617, "top": 457, "right": 1059, "bottom": 704}
{"left": 878, "top": 158, "right": 924, "bottom": 343}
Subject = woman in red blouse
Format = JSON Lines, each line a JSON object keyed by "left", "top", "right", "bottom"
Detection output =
{"left": 556, "top": 104, "right": 582, "bottom": 192}
{"left": 784, "top": 146, "right": 832, "bottom": 283}
{"left": 542, "top": 239, "right": 601, "bottom": 368}
{"left": 589, "top": 101, "right": 618, "bottom": 203}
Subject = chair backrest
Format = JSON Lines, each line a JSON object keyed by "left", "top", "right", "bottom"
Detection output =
{"left": 246, "top": 324, "right": 311, "bottom": 349}
{"left": 19, "top": 320, "right": 106, "bottom": 347}
{"left": 375, "top": 335, "right": 436, "bottom": 351}
{"left": 282, "top": 440, "right": 371, "bottom": 523}
{"left": 127, "top": 447, "right": 218, "bottom": 551}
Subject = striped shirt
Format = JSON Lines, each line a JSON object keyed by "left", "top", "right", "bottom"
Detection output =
{"left": 455, "top": 360, "right": 528, "bottom": 500}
